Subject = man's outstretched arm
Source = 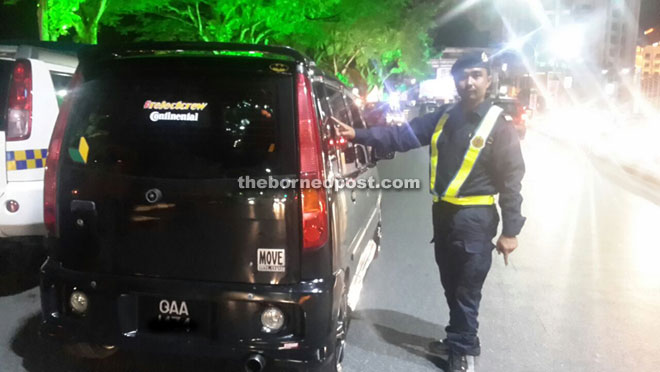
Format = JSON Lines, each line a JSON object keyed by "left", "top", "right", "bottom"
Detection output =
{"left": 335, "top": 110, "right": 445, "bottom": 153}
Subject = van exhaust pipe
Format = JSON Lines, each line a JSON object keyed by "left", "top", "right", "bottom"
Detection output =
{"left": 244, "top": 353, "right": 266, "bottom": 372}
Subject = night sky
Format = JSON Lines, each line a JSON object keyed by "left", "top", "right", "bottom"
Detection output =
{"left": 640, "top": 0, "right": 660, "bottom": 43}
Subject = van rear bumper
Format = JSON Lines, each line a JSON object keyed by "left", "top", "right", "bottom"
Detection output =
{"left": 0, "top": 181, "right": 46, "bottom": 237}
{"left": 40, "top": 257, "right": 339, "bottom": 371}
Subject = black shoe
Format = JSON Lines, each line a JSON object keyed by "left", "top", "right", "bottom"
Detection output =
{"left": 447, "top": 351, "right": 474, "bottom": 372}
{"left": 428, "top": 339, "right": 450, "bottom": 355}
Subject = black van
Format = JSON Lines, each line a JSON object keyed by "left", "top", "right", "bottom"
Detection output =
{"left": 40, "top": 43, "right": 382, "bottom": 372}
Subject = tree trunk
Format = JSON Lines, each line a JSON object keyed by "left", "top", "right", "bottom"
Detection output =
{"left": 75, "top": 0, "right": 107, "bottom": 44}
{"left": 37, "top": 0, "right": 51, "bottom": 41}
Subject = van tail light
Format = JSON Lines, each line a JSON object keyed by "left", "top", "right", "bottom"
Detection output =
{"left": 7, "top": 60, "right": 33, "bottom": 141}
{"left": 44, "top": 69, "right": 83, "bottom": 236}
{"left": 327, "top": 136, "right": 348, "bottom": 151}
{"left": 297, "top": 73, "right": 328, "bottom": 251}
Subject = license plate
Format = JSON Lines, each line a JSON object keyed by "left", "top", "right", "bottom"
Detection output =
{"left": 139, "top": 297, "right": 207, "bottom": 334}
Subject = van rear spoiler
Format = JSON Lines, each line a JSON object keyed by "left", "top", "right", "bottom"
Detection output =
{"left": 78, "top": 42, "right": 313, "bottom": 66}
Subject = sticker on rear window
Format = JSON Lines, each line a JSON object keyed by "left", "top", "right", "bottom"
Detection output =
{"left": 69, "top": 136, "right": 89, "bottom": 164}
{"left": 269, "top": 63, "right": 289, "bottom": 73}
{"left": 143, "top": 100, "right": 208, "bottom": 123}
{"left": 257, "top": 248, "right": 286, "bottom": 272}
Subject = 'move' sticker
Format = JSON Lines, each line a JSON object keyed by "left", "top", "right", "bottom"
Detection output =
{"left": 257, "top": 249, "right": 286, "bottom": 272}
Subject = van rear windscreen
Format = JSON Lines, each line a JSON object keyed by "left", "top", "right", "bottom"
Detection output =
{"left": 62, "top": 57, "right": 295, "bottom": 179}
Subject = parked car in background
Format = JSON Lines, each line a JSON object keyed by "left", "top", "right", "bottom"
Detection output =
{"left": 40, "top": 42, "right": 383, "bottom": 372}
{"left": 494, "top": 96, "right": 529, "bottom": 139}
{"left": 0, "top": 43, "right": 77, "bottom": 240}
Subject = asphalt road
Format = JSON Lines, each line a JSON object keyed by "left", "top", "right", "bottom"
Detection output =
{"left": 2, "top": 128, "right": 660, "bottom": 371}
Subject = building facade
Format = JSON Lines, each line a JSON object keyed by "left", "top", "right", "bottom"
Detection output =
{"left": 637, "top": 44, "right": 660, "bottom": 77}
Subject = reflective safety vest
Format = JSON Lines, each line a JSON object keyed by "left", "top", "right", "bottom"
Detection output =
{"left": 429, "top": 105, "right": 503, "bottom": 206}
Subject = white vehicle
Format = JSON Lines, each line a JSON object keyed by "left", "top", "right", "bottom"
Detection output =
{"left": 0, "top": 44, "right": 77, "bottom": 238}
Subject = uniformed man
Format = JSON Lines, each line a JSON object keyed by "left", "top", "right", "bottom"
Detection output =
{"left": 335, "top": 52, "right": 525, "bottom": 372}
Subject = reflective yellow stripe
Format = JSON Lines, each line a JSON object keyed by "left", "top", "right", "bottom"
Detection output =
{"left": 433, "top": 195, "right": 495, "bottom": 205}
{"left": 444, "top": 106, "right": 502, "bottom": 198}
{"left": 429, "top": 113, "right": 450, "bottom": 196}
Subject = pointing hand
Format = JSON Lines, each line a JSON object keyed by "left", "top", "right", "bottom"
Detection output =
{"left": 331, "top": 116, "right": 356, "bottom": 141}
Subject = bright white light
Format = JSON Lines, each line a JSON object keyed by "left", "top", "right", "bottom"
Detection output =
{"left": 507, "top": 38, "right": 525, "bottom": 51}
{"left": 56, "top": 90, "right": 68, "bottom": 97}
{"left": 419, "top": 77, "right": 456, "bottom": 100}
{"left": 548, "top": 24, "right": 585, "bottom": 61}
{"left": 366, "top": 87, "right": 381, "bottom": 103}
{"left": 410, "top": 78, "right": 417, "bottom": 85}
{"left": 621, "top": 68, "right": 630, "bottom": 75}
{"left": 501, "top": 63, "right": 508, "bottom": 72}
{"left": 601, "top": 69, "right": 609, "bottom": 75}
{"left": 499, "top": 86, "right": 508, "bottom": 95}
{"left": 352, "top": 88, "right": 359, "bottom": 96}
{"left": 388, "top": 92, "right": 400, "bottom": 111}
{"left": 605, "top": 83, "right": 616, "bottom": 96}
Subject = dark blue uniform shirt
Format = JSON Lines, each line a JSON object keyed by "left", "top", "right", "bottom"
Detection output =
{"left": 354, "top": 100, "right": 526, "bottom": 237}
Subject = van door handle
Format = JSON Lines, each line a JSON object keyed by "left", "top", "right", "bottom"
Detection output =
{"left": 351, "top": 190, "right": 357, "bottom": 203}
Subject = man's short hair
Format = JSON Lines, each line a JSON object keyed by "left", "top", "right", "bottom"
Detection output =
{"left": 451, "top": 51, "right": 491, "bottom": 77}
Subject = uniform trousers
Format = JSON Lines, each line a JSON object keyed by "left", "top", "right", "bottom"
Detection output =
{"left": 432, "top": 201, "right": 499, "bottom": 355}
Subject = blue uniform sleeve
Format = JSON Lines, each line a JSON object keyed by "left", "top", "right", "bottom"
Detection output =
{"left": 492, "top": 118, "right": 526, "bottom": 237}
{"left": 353, "top": 111, "right": 444, "bottom": 154}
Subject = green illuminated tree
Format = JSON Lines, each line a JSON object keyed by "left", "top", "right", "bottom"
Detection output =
{"left": 117, "top": 0, "right": 338, "bottom": 44}
{"left": 25, "top": 0, "right": 109, "bottom": 43}
{"left": 4, "top": 0, "right": 448, "bottom": 90}
{"left": 287, "top": 0, "right": 445, "bottom": 92}
{"left": 4, "top": 0, "right": 168, "bottom": 44}
{"left": 112, "top": 0, "right": 445, "bottom": 90}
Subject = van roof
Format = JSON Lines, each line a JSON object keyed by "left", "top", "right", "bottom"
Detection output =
{"left": 0, "top": 41, "right": 79, "bottom": 67}
{"left": 78, "top": 42, "right": 344, "bottom": 86}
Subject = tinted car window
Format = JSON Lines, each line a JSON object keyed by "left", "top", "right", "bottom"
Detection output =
{"left": 0, "top": 60, "right": 13, "bottom": 129}
{"left": 327, "top": 86, "right": 351, "bottom": 128}
{"left": 345, "top": 95, "right": 370, "bottom": 166}
{"left": 50, "top": 72, "right": 73, "bottom": 107}
{"left": 63, "top": 58, "right": 294, "bottom": 179}
{"left": 346, "top": 96, "right": 365, "bottom": 129}
{"left": 326, "top": 86, "right": 358, "bottom": 176}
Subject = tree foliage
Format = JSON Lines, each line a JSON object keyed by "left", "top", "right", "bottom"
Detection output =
{"left": 7, "top": 0, "right": 450, "bottom": 90}
{"left": 24, "top": 0, "right": 109, "bottom": 43}
{"left": 116, "top": 0, "right": 446, "bottom": 90}
{"left": 115, "top": 0, "right": 338, "bottom": 44}
{"left": 287, "top": 0, "right": 445, "bottom": 91}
